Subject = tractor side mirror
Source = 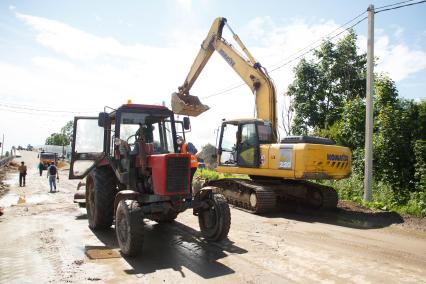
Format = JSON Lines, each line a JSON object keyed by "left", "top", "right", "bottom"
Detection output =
{"left": 98, "top": 112, "right": 110, "bottom": 127}
{"left": 183, "top": 117, "right": 191, "bottom": 130}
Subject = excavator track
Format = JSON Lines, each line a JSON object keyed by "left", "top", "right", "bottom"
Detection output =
{"left": 205, "top": 178, "right": 338, "bottom": 214}
{"left": 206, "top": 179, "right": 276, "bottom": 214}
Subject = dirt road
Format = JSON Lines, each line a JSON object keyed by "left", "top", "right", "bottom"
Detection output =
{"left": 0, "top": 151, "right": 425, "bottom": 283}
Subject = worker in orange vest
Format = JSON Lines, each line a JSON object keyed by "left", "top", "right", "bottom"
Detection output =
{"left": 177, "top": 136, "right": 198, "bottom": 198}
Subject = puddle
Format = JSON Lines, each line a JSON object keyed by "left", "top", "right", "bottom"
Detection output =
{"left": 0, "top": 193, "right": 20, "bottom": 207}
{"left": 26, "top": 194, "right": 49, "bottom": 204}
{"left": 3, "top": 178, "right": 17, "bottom": 186}
{"left": 332, "top": 216, "right": 376, "bottom": 229}
{"left": 85, "top": 246, "right": 121, "bottom": 259}
{"left": 0, "top": 193, "right": 50, "bottom": 207}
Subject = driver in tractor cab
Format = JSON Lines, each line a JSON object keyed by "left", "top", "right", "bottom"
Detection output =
{"left": 177, "top": 136, "right": 198, "bottom": 199}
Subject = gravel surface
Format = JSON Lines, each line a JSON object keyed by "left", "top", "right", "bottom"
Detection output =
{"left": 0, "top": 151, "right": 425, "bottom": 284}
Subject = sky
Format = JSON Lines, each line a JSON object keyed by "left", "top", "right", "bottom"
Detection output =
{"left": 0, "top": 0, "right": 425, "bottom": 152}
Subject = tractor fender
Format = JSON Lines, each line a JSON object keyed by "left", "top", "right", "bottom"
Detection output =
{"left": 114, "top": 190, "right": 141, "bottom": 214}
{"left": 192, "top": 186, "right": 220, "bottom": 215}
{"left": 194, "top": 186, "right": 217, "bottom": 201}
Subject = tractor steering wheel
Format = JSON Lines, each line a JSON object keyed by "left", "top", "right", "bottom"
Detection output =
{"left": 126, "top": 134, "right": 137, "bottom": 146}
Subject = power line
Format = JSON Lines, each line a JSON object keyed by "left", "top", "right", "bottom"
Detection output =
{"left": 0, "top": 102, "right": 97, "bottom": 114}
{"left": 0, "top": 107, "right": 77, "bottom": 117}
{"left": 375, "top": 0, "right": 426, "bottom": 13}
{"left": 270, "top": 16, "right": 367, "bottom": 72}
{"left": 268, "top": 10, "right": 366, "bottom": 70}
{"left": 201, "top": 13, "right": 368, "bottom": 99}
{"left": 375, "top": 0, "right": 416, "bottom": 10}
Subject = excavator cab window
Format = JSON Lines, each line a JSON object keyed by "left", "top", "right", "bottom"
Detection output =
{"left": 218, "top": 121, "right": 260, "bottom": 168}
{"left": 237, "top": 123, "right": 260, "bottom": 168}
{"left": 257, "top": 122, "right": 273, "bottom": 144}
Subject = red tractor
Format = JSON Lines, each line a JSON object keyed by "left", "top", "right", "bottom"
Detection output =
{"left": 69, "top": 103, "right": 231, "bottom": 256}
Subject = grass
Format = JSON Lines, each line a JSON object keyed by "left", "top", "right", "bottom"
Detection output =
{"left": 323, "top": 174, "right": 426, "bottom": 218}
{"left": 194, "top": 168, "right": 248, "bottom": 180}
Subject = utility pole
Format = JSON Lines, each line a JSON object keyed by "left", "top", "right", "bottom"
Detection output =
{"left": 364, "top": 4, "right": 374, "bottom": 202}
{"left": 1, "top": 134, "right": 4, "bottom": 158}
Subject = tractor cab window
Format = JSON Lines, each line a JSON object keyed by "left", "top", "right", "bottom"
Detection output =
{"left": 164, "top": 121, "right": 176, "bottom": 153}
{"left": 119, "top": 112, "right": 174, "bottom": 154}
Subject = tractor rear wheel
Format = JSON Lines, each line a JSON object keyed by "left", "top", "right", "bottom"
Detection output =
{"left": 198, "top": 193, "right": 231, "bottom": 241}
{"left": 86, "top": 167, "right": 116, "bottom": 230}
{"left": 115, "top": 200, "right": 144, "bottom": 256}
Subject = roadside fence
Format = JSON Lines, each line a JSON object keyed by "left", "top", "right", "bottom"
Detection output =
{"left": 0, "top": 156, "right": 14, "bottom": 168}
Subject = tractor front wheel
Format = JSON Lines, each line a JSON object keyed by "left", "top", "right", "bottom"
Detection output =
{"left": 115, "top": 200, "right": 144, "bottom": 256}
{"left": 198, "top": 193, "right": 231, "bottom": 241}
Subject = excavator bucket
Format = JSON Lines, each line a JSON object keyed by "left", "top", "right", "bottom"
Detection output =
{"left": 171, "top": 92, "right": 209, "bottom": 117}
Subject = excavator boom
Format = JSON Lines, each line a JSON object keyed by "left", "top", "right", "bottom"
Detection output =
{"left": 172, "top": 17, "right": 278, "bottom": 141}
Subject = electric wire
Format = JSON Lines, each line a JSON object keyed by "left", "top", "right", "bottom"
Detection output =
{"left": 0, "top": 102, "right": 98, "bottom": 114}
{"left": 200, "top": 0, "right": 426, "bottom": 100}
{"left": 201, "top": 14, "right": 368, "bottom": 99}
{"left": 268, "top": 10, "right": 367, "bottom": 70}
{"left": 375, "top": 0, "right": 417, "bottom": 10}
{"left": 0, "top": 106, "right": 79, "bottom": 117}
{"left": 375, "top": 0, "right": 426, "bottom": 13}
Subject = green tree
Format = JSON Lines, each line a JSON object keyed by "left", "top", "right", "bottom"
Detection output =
{"left": 414, "top": 140, "right": 426, "bottom": 192}
{"left": 45, "top": 133, "right": 70, "bottom": 146}
{"left": 373, "top": 97, "right": 419, "bottom": 194}
{"left": 45, "top": 120, "right": 73, "bottom": 146}
{"left": 414, "top": 100, "right": 426, "bottom": 141}
{"left": 197, "top": 143, "right": 217, "bottom": 169}
{"left": 61, "top": 120, "right": 73, "bottom": 142}
{"left": 287, "top": 30, "right": 366, "bottom": 134}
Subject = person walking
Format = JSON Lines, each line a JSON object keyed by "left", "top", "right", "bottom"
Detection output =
{"left": 47, "top": 162, "right": 59, "bottom": 193}
{"left": 18, "top": 161, "right": 27, "bottom": 187}
{"left": 177, "top": 136, "right": 198, "bottom": 199}
{"left": 38, "top": 162, "right": 44, "bottom": 176}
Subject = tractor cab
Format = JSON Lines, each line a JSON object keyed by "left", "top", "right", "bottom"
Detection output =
{"left": 69, "top": 104, "right": 183, "bottom": 177}
{"left": 69, "top": 102, "right": 231, "bottom": 257}
{"left": 69, "top": 103, "right": 192, "bottom": 197}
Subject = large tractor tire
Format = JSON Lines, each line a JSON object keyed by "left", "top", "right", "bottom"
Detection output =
{"left": 115, "top": 200, "right": 144, "bottom": 256}
{"left": 198, "top": 193, "right": 231, "bottom": 241}
{"left": 86, "top": 167, "right": 116, "bottom": 230}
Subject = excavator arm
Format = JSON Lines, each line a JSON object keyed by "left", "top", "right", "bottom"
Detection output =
{"left": 172, "top": 17, "right": 278, "bottom": 141}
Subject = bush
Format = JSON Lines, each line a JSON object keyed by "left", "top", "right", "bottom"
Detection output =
{"left": 194, "top": 169, "right": 248, "bottom": 181}
{"left": 402, "top": 191, "right": 426, "bottom": 217}
{"left": 414, "top": 140, "right": 426, "bottom": 192}
{"left": 326, "top": 175, "right": 426, "bottom": 217}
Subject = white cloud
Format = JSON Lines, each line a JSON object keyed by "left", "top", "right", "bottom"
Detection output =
{"left": 375, "top": 35, "right": 426, "bottom": 81}
{"left": 176, "top": 0, "right": 192, "bottom": 12}
{"left": 16, "top": 13, "right": 151, "bottom": 60}
{"left": 1, "top": 13, "right": 425, "bottom": 150}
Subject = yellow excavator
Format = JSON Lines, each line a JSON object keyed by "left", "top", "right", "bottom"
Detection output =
{"left": 172, "top": 17, "right": 351, "bottom": 213}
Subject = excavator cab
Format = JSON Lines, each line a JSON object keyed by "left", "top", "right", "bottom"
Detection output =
{"left": 218, "top": 119, "right": 273, "bottom": 168}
